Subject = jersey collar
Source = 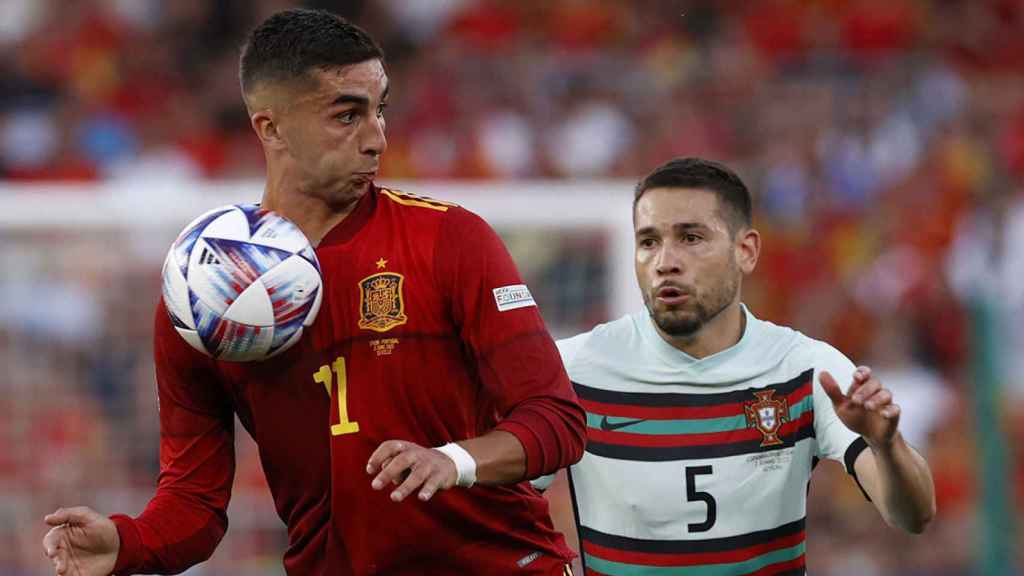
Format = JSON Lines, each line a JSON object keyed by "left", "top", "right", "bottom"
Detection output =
{"left": 318, "top": 184, "right": 379, "bottom": 248}
{"left": 639, "top": 303, "right": 755, "bottom": 371}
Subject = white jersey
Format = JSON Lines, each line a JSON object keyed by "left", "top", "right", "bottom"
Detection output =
{"left": 548, "top": 306, "right": 866, "bottom": 576}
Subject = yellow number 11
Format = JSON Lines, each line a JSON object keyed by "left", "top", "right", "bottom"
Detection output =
{"left": 313, "top": 356, "right": 360, "bottom": 436}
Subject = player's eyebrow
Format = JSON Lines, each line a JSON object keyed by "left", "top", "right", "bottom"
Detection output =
{"left": 636, "top": 222, "right": 705, "bottom": 236}
{"left": 672, "top": 222, "right": 706, "bottom": 232}
{"left": 330, "top": 93, "right": 369, "bottom": 108}
{"left": 329, "top": 83, "right": 389, "bottom": 108}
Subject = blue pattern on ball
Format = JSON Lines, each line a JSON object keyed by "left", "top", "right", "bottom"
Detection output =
{"left": 163, "top": 204, "right": 321, "bottom": 361}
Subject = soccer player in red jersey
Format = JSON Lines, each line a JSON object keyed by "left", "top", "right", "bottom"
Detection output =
{"left": 42, "top": 9, "right": 585, "bottom": 576}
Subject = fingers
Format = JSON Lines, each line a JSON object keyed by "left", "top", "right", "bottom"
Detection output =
{"left": 845, "top": 365, "right": 871, "bottom": 396}
{"left": 390, "top": 460, "right": 434, "bottom": 502}
{"left": 392, "top": 451, "right": 455, "bottom": 502}
{"left": 371, "top": 446, "right": 417, "bottom": 492}
{"left": 849, "top": 377, "right": 881, "bottom": 407}
{"left": 372, "top": 449, "right": 422, "bottom": 501}
{"left": 853, "top": 365, "right": 872, "bottom": 383}
{"left": 862, "top": 388, "right": 891, "bottom": 411}
{"left": 42, "top": 527, "right": 67, "bottom": 574}
{"left": 44, "top": 506, "right": 102, "bottom": 575}
{"left": 417, "top": 473, "right": 445, "bottom": 502}
{"left": 366, "top": 440, "right": 410, "bottom": 475}
{"left": 858, "top": 384, "right": 901, "bottom": 419}
{"left": 879, "top": 403, "right": 901, "bottom": 419}
{"left": 850, "top": 370, "right": 903, "bottom": 428}
{"left": 43, "top": 526, "right": 63, "bottom": 557}
{"left": 45, "top": 508, "right": 71, "bottom": 527}
{"left": 818, "top": 371, "right": 846, "bottom": 406}
{"left": 369, "top": 443, "right": 456, "bottom": 502}
{"left": 45, "top": 506, "right": 95, "bottom": 527}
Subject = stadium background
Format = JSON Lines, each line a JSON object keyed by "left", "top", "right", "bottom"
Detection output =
{"left": 1, "top": 0, "right": 1021, "bottom": 574}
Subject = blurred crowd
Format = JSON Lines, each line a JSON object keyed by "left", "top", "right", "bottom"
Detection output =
{"left": 3, "top": 0, "right": 1024, "bottom": 574}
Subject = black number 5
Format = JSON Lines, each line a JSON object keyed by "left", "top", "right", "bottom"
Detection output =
{"left": 685, "top": 465, "right": 716, "bottom": 533}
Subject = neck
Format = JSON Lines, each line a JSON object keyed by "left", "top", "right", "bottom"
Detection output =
{"left": 260, "top": 163, "right": 363, "bottom": 245}
{"left": 658, "top": 300, "right": 746, "bottom": 359}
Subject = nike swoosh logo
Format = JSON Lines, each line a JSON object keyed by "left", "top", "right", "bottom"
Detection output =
{"left": 599, "top": 416, "right": 647, "bottom": 431}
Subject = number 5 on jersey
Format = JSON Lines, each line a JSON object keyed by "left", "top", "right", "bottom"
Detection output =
{"left": 686, "top": 465, "right": 716, "bottom": 533}
{"left": 313, "top": 356, "right": 360, "bottom": 436}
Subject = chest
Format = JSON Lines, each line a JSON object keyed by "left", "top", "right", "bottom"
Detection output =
{"left": 569, "top": 371, "right": 818, "bottom": 540}
{"left": 312, "top": 225, "right": 449, "bottom": 345}
{"left": 220, "top": 218, "right": 471, "bottom": 441}
{"left": 571, "top": 439, "right": 815, "bottom": 541}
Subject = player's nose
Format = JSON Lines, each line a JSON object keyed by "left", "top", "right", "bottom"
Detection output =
{"left": 361, "top": 114, "right": 386, "bottom": 157}
{"left": 654, "top": 244, "right": 682, "bottom": 275}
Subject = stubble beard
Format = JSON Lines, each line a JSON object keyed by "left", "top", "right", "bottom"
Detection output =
{"left": 647, "top": 267, "right": 740, "bottom": 338}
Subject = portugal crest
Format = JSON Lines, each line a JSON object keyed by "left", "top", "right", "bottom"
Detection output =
{"left": 358, "top": 272, "right": 408, "bottom": 332}
{"left": 744, "top": 389, "right": 790, "bottom": 447}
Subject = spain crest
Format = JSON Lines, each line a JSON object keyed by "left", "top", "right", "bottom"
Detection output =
{"left": 744, "top": 389, "right": 790, "bottom": 447}
{"left": 358, "top": 272, "right": 408, "bottom": 332}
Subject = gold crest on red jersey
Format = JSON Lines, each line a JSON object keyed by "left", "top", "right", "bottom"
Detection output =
{"left": 358, "top": 272, "right": 408, "bottom": 332}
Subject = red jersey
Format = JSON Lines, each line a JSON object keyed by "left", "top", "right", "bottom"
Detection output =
{"left": 111, "top": 186, "right": 586, "bottom": 575}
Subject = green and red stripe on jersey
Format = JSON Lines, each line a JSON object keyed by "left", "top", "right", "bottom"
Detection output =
{"left": 573, "top": 369, "right": 815, "bottom": 462}
{"left": 579, "top": 519, "right": 806, "bottom": 576}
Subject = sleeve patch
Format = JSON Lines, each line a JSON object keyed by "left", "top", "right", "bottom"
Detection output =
{"left": 493, "top": 284, "right": 536, "bottom": 312}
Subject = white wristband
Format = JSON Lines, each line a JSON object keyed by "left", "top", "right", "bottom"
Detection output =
{"left": 434, "top": 442, "right": 477, "bottom": 488}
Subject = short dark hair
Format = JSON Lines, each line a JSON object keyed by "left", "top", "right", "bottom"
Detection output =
{"left": 239, "top": 9, "right": 384, "bottom": 95}
{"left": 634, "top": 157, "right": 753, "bottom": 232}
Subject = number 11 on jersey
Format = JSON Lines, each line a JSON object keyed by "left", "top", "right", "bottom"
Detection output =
{"left": 313, "top": 356, "right": 360, "bottom": 436}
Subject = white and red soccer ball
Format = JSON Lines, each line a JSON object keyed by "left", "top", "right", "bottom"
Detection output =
{"left": 161, "top": 204, "right": 322, "bottom": 362}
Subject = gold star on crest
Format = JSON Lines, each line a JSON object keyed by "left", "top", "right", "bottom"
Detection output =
{"left": 375, "top": 257, "right": 388, "bottom": 270}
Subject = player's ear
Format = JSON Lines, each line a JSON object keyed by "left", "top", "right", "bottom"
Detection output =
{"left": 736, "top": 226, "right": 760, "bottom": 274}
{"left": 251, "top": 108, "right": 287, "bottom": 150}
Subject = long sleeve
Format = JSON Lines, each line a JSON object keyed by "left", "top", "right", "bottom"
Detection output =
{"left": 437, "top": 208, "right": 586, "bottom": 479}
{"left": 111, "top": 303, "right": 235, "bottom": 574}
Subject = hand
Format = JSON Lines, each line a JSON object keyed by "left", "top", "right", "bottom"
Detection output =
{"left": 42, "top": 507, "right": 119, "bottom": 576}
{"left": 366, "top": 440, "right": 458, "bottom": 502}
{"left": 820, "top": 366, "right": 901, "bottom": 448}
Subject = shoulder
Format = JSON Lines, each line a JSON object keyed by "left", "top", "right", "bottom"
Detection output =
{"left": 772, "top": 325, "right": 857, "bottom": 388}
{"left": 747, "top": 312, "right": 849, "bottom": 367}
{"left": 556, "top": 332, "right": 591, "bottom": 367}
{"left": 556, "top": 314, "right": 638, "bottom": 368}
{"left": 377, "top": 186, "right": 499, "bottom": 238}
{"left": 739, "top": 311, "right": 858, "bottom": 393}
{"left": 376, "top": 186, "right": 460, "bottom": 219}
{"left": 791, "top": 332, "right": 855, "bottom": 372}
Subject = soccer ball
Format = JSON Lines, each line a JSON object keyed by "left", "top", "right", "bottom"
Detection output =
{"left": 161, "top": 204, "right": 323, "bottom": 362}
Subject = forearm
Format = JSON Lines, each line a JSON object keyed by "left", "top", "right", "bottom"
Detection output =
{"left": 493, "top": 395, "right": 586, "bottom": 480}
{"left": 133, "top": 304, "right": 233, "bottom": 573}
{"left": 864, "top": 432, "right": 936, "bottom": 533}
{"left": 112, "top": 489, "right": 228, "bottom": 574}
{"left": 457, "top": 394, "right": 586, "bottom": 485}
{"left": 459, "top": 430, "right": 527, "bottom": 485}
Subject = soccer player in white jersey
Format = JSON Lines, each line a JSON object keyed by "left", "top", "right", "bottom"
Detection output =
{"left": 537, "top": 157, "right": 935, "bottom": 575}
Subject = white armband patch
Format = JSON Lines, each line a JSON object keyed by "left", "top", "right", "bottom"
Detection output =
{"left": 493, "top": 284, "right": 536, "bottom": 312}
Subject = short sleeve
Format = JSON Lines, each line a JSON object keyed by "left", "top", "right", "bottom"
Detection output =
{"left": 810, "top": 342, "right": 864, "bottom": 472}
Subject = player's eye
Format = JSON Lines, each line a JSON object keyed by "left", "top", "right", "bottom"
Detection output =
{"left": 684, "top": 233, "right": 703, "bottom": 244}
{"left": 336, "top": 110, "right": 358, "bottom": 124}
{"left": 639, "top": 237, "right": 658, "bottom": 248}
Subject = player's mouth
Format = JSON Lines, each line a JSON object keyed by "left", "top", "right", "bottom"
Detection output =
{"left": 655, "top": 284, "right": 690, "bottom": 306}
